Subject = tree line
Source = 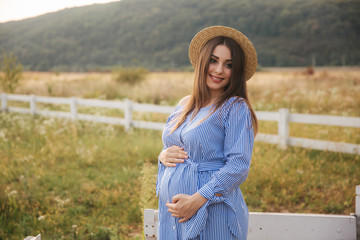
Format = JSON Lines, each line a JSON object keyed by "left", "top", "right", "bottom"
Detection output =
{"left": 0, "top": 0, "right": 359, "bottom": 71}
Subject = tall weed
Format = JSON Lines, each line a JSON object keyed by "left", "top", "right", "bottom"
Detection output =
{"left": 113, "top": 67, "right": 148, "bottom": 85}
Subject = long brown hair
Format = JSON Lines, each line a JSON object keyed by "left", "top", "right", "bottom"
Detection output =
{"left": 172, "top": 36, "right": 258, "bottom": 135}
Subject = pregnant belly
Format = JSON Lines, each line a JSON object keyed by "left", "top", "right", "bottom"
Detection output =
{"left": 159, "top": 163, "right": 198, "bottom": 203}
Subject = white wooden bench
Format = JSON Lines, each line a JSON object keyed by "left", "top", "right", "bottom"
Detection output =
{"left": 145, "top": 185, "right": 360, "bottom": 240}
{"left": 24, "top": 234, "right": 41, "bottom": 240}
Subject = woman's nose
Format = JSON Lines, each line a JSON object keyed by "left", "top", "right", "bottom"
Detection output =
{"left": 215, "top": 63, "right": 223, "bottom": 74}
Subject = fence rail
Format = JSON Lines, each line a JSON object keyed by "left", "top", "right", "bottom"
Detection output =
{"left": 1, "top": 93, "right": 359, "bottom": 154}
{"left": 144, "top": 185, "right": 360, "bottom": 240}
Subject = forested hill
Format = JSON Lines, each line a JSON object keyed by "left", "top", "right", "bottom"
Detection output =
{"left": 0, "top": 0, "right": 359, "bottom": 71}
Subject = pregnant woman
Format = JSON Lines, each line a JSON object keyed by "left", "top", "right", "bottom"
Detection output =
{"left": 156, "top": 26, "right": 258, "bottom": 240}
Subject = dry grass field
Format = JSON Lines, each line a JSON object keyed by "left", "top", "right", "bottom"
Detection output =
{"left": 15, "top": 67, "right": 360, "bottom": 116}
{"left": 1, "top": 67, "right": 359, "bottom": 239}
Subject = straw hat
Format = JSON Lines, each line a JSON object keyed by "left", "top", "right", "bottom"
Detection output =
{"left": 189, "top": 26, "right": 257, "bottom": 81}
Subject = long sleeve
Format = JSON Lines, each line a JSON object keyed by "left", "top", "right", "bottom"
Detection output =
{"left": 156, "top": 104, "right": 182, "bottom": 197}
{"left": 197, "top": 100, "right": 254, "bottom": 200}
{"left": 156, "top": 147, "right": 166, "bottom": 197}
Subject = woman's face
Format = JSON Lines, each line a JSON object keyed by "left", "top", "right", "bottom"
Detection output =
{"left": 206, "top": 44, "right": 232, "bottom": 99}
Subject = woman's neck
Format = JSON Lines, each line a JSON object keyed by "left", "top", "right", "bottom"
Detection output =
{"left": 208, "top": 92, "right": 223, "bottom": 106}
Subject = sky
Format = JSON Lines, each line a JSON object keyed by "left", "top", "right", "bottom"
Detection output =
{"left": 0, "top": 0, "right": 120, "bottom": 23}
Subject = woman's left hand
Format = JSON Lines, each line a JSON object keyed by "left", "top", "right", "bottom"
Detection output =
{"left": 165, "top": 192, "right": 208, "bottom": 223}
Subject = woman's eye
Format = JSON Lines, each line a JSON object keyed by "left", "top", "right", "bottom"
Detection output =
{"left": 210, "top": 58, "right": 217, "bottom": 63}
{"left": 225, "top": 63, "right": 232, "bottom": 69}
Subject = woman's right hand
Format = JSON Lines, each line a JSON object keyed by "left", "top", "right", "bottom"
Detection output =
{"left": 159, "top": 145, "right": 188, "bottom": 167}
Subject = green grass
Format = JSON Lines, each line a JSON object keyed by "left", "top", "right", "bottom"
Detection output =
{"left": 1, "top": 111, "right": 359, "bottom": 239}
{"left": 0, "top": 113, "right": 162, "bottom": 239}
{"left": 244, "top": 143, "right": 359, "bottom": 214}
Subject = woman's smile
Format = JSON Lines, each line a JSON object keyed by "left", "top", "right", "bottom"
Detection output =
{"left": 209, "top": 74, "right": 225, "bottom": 83}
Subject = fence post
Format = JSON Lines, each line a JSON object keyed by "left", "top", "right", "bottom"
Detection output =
{"left": 356, "top": 185, "right": 360, "bottom": 240}
{"left": 124, "top": 99, "right": 132, "bottom": 131}
{"left": 70, "top": 97, "right": 78, "bottom": 120}
{"left": 278, "top": 108, "right": 289, "bottom": 149}
{"left": 1, "top": 93, "right": 7, "bottom": 112}
{"left": 30, "top": 94, "right": 36, "bottom": 116}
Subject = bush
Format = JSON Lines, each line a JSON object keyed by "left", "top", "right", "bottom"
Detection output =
{"left": 114, "top": 67, "right": 148, "bottom": 85}
{"left": 303, "top": 66, "right": 315, "bottom": 75}
{"left": 0, "top": 53, "right": 23, "bottom": 93}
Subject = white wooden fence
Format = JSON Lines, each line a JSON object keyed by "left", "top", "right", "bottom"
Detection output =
{"left": 144, "top": 185, "right": 360, "bottom": 240}
{"left": 1, "top": 93, "right": 359, "bottom": 154}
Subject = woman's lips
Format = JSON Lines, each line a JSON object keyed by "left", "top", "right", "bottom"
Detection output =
{"left": 209, "top": 74, "right": 224, "bottom": 83}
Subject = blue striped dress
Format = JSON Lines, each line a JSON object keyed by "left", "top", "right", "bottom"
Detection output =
{"left": 156, "top": 96, "right": 254, "bottom": 240}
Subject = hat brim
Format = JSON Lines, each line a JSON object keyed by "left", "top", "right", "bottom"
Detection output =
{"left": 189, "top": 26, "right": 257, "bottom": 81}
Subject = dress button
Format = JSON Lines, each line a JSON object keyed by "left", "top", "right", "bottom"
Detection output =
{"left": 173, "top": 226, "right": 176, "bottom": 230}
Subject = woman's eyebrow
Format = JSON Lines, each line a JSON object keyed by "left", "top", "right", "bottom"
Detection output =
{"left": 211, "top": 54, "right": 232, "bottom": 62}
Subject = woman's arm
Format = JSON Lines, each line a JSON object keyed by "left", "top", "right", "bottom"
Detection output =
{"left": 159, "top": 95, "right": 190, "bottom": 167}
{"left": 197, "top": 100, "right": 254, "bottom": 200}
